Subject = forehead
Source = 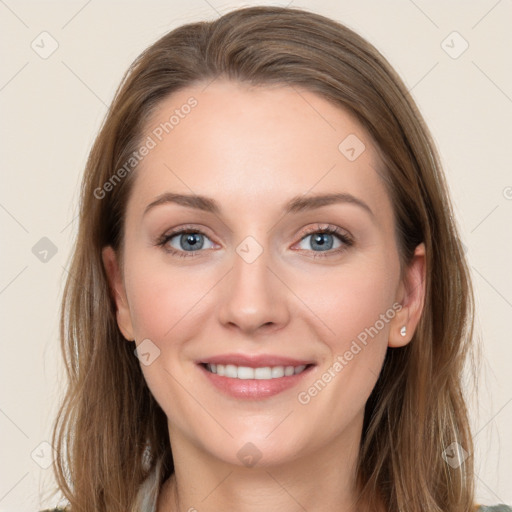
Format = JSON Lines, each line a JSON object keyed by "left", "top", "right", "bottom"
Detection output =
{"left": 127, "top": 79, "right": 392, "bottom": 226}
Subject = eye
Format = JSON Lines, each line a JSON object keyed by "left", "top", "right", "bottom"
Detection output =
{"left": 156, "top": 227, "right": 215, "bottom": 258}
{"left": 294, "top": 224, "right": 354, "bottom": 258}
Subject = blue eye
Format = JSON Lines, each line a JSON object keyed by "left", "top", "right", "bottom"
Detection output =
{"left": 299, "top": 232, "right": 339, "bottom": 251}
{"left": 295, "top": 226, "right": 353, "bottom": 258}
{"left": 157, "top": 229, "right": 215, "bottom": 257}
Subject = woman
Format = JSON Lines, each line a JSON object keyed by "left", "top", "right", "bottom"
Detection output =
{"left": 44, "top": 5, "right": 511, "bottom": 512}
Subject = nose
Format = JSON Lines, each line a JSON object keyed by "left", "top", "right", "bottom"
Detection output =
{"left": 217, "top": 241, "right": 291, "bottom": 336}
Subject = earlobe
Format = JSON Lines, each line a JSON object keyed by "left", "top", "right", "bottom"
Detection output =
{"left": 388, "top": 242, "right": 426, "bottom": 348}
{"left": 101, "top": 246, "right": 135, "bottom": 342}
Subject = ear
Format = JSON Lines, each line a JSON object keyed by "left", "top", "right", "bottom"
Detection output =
{"left": 102, "top": 245, "right": 135, "bottom": 342}
{"left": 388, "top": 242, "right": 426, "bottom": 348}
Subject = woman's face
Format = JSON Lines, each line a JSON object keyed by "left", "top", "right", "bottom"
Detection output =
{"left": 103, "top": 79, "right": 425, "bottom": 469}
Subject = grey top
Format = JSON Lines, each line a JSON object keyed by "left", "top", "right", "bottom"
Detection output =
{"left": 478, "top": 507, "right": 512, "bottom": 512}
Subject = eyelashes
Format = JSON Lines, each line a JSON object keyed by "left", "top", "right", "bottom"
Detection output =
{"left": 155, "top": 224, "right": 354, "bottom": 259}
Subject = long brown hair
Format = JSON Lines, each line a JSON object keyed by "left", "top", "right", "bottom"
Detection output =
{"left": 51, "top": 6, "right": 476, "bottom": 511}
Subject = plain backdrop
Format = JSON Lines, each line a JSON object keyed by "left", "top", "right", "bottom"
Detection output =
{"left": 1, "top": 1, "right": 511, "bottom": 510}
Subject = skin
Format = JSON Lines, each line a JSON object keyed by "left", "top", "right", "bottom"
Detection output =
{"left": 102, "top": 79, "right": 426, "bottom": 512}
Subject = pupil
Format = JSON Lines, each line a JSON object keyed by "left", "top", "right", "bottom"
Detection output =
{"left": 315, "top": 234, "right": 326, "bottom": 246}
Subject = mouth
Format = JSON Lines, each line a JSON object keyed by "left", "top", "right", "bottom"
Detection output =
{"left": 197, "top": 360, "right": 316, "bottom": 400}
{"left": 200, "top": 362, "right": 314, "bottom": 380}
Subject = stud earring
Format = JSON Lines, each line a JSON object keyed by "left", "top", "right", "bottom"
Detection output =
{"left": 400, "top": 326, "right": 407, "bottom": 337}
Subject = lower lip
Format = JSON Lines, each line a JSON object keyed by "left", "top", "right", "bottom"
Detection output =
{"left": 198, "top": 364, "right": 315, "bottom": 400}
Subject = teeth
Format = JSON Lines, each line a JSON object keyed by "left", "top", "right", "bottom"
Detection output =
{"left": 205, "top": 363, "right": 308, "bottom": 379}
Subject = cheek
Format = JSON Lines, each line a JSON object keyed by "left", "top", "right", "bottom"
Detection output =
{"left": 294, "top": 263, "right": 397, "bottom": 420}
{"left": 124, "top": 260, "right": 211, "bottom": 412}
{"left": 299, "top": 258, "right": 398, "bottom": 349}
{"left": 124, "top": 256, "right": 216, "bottom": 341}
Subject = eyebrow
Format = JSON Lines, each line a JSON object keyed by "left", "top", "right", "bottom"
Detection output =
{"left": 143, "top": 192, "right": 374, "bottom": 218}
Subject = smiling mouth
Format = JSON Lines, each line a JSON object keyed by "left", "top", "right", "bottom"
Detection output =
{"left": 201, "top": 362, "right": 314, "bottom": 380}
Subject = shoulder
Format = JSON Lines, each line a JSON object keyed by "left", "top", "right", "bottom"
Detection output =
{"left": 477, "top": 506, "right": 512, "bottom": 512}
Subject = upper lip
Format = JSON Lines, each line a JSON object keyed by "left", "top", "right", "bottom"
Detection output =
{"left": 198, "top": 353, "right": 316, "bottom": 368}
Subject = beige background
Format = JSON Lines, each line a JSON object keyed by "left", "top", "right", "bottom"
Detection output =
{"left": 1, "top": 0, "right": 511, "bottom": 510}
